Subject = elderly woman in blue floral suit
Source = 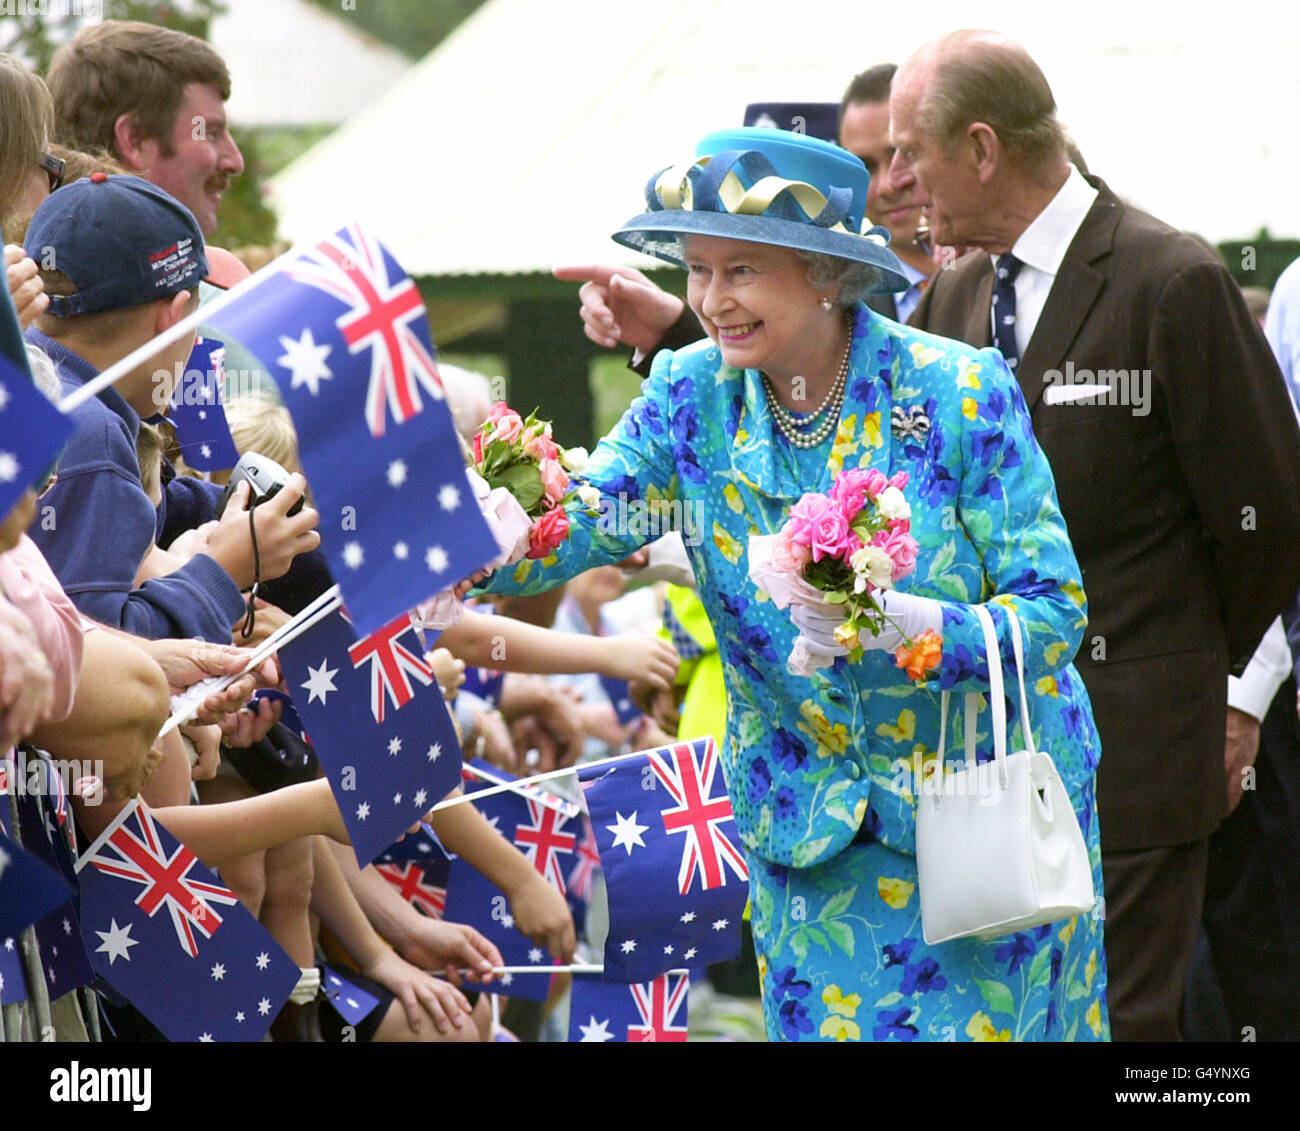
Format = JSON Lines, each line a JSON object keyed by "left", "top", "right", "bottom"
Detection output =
{"left": 488, "top": 127, "right": 1108, "bottom": 1042}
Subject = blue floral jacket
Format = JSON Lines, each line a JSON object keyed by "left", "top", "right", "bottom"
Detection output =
{"left": 490, "top": 304, "right": 1101, "bottom": 869}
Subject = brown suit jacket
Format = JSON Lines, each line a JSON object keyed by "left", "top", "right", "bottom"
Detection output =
{"left": 912, "top": 176, "right": 1300, "bottom": 850}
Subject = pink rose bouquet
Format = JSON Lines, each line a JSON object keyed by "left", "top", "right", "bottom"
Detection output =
{"left": 472, "top": 402, "right": 594, "bottom": 560}
{"left": 749, "top": 468, "right": 940, "bottom": 675}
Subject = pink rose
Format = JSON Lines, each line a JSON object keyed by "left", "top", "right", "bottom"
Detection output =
{"left": 527, "top": 506, "right": 570, "bottom": 559}
{"left": 538, "top": 457, "right": 569, "bottom": 506}
{"left": 492, "top": 410, "right": 524, "bottom": 445}
{"left": 486, "top": 401, "right": 513, "bottom": 423}
{"left": 786, "top": 493, "right": 836, "bottom": 549}
{"left": 472, "top": 429, "right": 485, "bottom": 464}
{"left": 525, "top": 423, "right": 559, "bottom": 463}
{"left": 888, "top": 470, "right": 910, "bottom": 492}
{"left": 809, "top": 505, "right": 852, "bottom": 563}
{"left": 772, "top": 526, "right": 812, "bottom": 573}
{"left": 830, "top": 467, "right": 888, "bottom": 516}
{"left": 872, "top": 527, "right": 919, "bottom": 582}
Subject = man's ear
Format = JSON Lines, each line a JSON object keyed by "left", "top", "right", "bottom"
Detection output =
{"left": 967, "top": 122, "right": 1001, "bottom": 185}
{"left": 112, "top": 112, "right": 154, "bottom": 173}
{"left": 156, "top": 289, "right": 192, "bottom": 333}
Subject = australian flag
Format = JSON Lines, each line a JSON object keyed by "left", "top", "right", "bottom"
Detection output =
{"left": 579, "top": 738, "right": 749, "bottom": 981}
{"left": 322, "top": 963, "right": 383, "bottom": 1027}
{"left": 167, "top": 336, "right": 240, "bottom": 471}
{"left": 0, "top": 829, "right": 69, "bottom": 949}
{"left": 598, "top": 674, "right": 641, "bottom": 726}
{"left": 3, "top": 753, "right": 95, "bottom": 995}
{"left": 0, "top": 351, "right": 75, "bottom": 520}
{"left": 278, "top": 606, "right": 463, "bottom": 865}
{"left": 202, "top": 223, "right": 498, "bottom": 637}
{"left": 374, "top": 824, "right": 451, "bottom": 919}
{"left": 75, "top": 798, "right": 300, "bottom": 1042}
{"left": 442, "top": 766, "right": 579, "bottom": 1001}
{"left": 568, "top": 971, "right": 690, "bottom": 1042}
{"left": 566, "top": 813, "right": 601, "bottom": 938}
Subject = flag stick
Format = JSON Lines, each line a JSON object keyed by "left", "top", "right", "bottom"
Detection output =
{"left": 445, "top": 965, "right": 691, "bottom": 977}
{"left": 57, "top": 234, "right": 319, "bottom": 414}
{"left": 428, "top": 746, "right": 650, "bottom": 815}
{"left": 460, "top": 762, "right": 579, "bottom": 820}
{"left": 155, "top": 584, "right": 342, "bottom": 738}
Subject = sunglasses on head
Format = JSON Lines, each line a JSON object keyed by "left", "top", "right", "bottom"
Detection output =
{"left": 38, "top": 152, "right": 66, "bottom": 194}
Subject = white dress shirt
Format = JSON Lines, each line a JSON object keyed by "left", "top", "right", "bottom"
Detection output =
{"left": 894, "top": 260, "right": 929, "bottom": 324}
{"left": 991, "top": 165, "right": 1099, "bottom": 355}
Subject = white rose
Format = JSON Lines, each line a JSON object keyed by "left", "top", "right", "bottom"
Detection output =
{"left": 577, "top": 484, "right": 602, "bottom": 510}
{"left": 561, "top": 446, "right": 589, "bottom": 474}
{"left": 850, "top": 544, "right": 895, "bottom": 591}
{"left": 875, "top": 486, "right": 911, "bottom": 522}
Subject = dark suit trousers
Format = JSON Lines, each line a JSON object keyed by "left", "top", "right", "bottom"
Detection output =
{"left": 1191, "top": 675, "right": 1300, "bottom": 1041}
{"left": 1102, "top": 840, "right": 1208, "bottom": 1041}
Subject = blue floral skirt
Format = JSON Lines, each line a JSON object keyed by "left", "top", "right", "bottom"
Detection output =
{"left": 748, "top": 786, "right": 1110, "bottom": 1042}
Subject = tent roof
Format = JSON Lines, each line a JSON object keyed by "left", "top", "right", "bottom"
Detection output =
{"left": 268, "top": 0, "right": 1300, "bottom": 276}
{"left": 213, "top": 0, "right": 411, "bottom": 128}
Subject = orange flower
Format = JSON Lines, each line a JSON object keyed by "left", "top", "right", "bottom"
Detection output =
{"left": 894, "top": 628, "right": 942, "bottom": 683}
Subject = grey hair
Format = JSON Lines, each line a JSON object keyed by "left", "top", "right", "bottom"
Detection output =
{"left": 793, "top": 249, "right": 882, "bottom": 307}
{"left": 673, "top": 235, "right": 882, "bottom": 306}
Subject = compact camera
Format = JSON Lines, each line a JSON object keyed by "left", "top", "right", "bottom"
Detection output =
{"left": 215, "top": 451, "right": 304, "bottom": 518}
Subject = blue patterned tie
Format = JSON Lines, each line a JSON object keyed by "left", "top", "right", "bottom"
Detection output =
{"left": 991, "top": 252, "right": 1023, "bottom": 371}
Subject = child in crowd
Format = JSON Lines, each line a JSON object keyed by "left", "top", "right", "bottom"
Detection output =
{"left": 24, "top": 173, "right": 320, "bottom": 641}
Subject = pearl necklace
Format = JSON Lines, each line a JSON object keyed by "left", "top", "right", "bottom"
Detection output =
{"left": 762, "top": 322, "right": 852, "bottom": 449}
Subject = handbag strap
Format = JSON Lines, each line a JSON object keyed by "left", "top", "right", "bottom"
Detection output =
{"left": 935, "top": 603, "right": 1036, "bottom": 793}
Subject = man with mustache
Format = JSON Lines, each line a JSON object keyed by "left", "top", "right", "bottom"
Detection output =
{"left": 47, "top": 20, "right": 243, "bottom": 239}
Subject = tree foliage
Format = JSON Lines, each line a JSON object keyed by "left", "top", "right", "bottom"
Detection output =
{"left": 302, "top": 0, "right": 486, "bottom": 60}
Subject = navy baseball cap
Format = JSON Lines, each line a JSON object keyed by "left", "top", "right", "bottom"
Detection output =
{"left": 26, "top": 173, "right": 208, "bottom": 317}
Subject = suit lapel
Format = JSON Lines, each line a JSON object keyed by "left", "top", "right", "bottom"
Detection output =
{"left": 963, "top": 259, "right": 995, "bottom": 348}
{"left": 1018, "top": 180, "right": 1121, "bottom": 412}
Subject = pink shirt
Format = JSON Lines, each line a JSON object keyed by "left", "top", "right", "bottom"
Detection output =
{"left": 0, "top": 534, "right": 85, "bottom": 722}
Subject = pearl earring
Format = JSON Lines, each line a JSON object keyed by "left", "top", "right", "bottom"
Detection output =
{"left": 819, "top": 297, "right": 833, "bottom": 312}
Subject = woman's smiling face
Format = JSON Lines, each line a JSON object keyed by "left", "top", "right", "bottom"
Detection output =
{"left": 683, "top": 234, "right": 827, "bottom": 383}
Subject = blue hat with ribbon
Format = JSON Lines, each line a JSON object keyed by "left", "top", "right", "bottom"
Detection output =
{"left": 612, "top": 126, "right": 909, "bottom": 294}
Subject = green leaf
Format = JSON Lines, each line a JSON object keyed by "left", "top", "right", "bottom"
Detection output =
{"left": 790, "top": 929, "right": 809, "bottom": 962}
{"left": 820, "top": 886, "right": 857, "bottom": 921}
{"left": 867, "top": 754, "right": 894, "bottom": 775}
{"left": 494, "top": 462, "right": 544, "bottom": 511}
{"left": 802, "top": 765, "right": 837, "bottom": 784}
{"left": 792, "top": 836, "right": 833, "bottom": 868}
{"left": 874, "top": 990, "right": 903, "bottom": 1008}
{"left": 739, "top": 712, "right": 763, "bottom": 748}
{"left": 754, "top": 883, "right": 775, "bottom": 924}
{"left": 927, "top": 539, "right": 956, "bottom": 578}
{"left": 803, "top": 925, "right": 830, "bottom": 952}
{"left": 931, "top": 575, "right": 969, "bottom": 602}
{"left": 511, "top": 558, "right": 533, "bottom": 585}
{"left": 821, "top": 590, "right": 848, "bottom": 605}
{"left": 975, "top": 976, "right": 1015, "bottom": 1017}
{"left": 1026, "top": 943, "right": 1051, "bottom": 987}
{"left": 963, "top": 508, "right": 993, "bottom": 546}
{"left": 824, "top": 920, "right": 855, "bottom": 957}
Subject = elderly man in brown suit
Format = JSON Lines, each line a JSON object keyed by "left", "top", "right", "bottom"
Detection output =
{"left": 891, "top": 29, "right": 1300, "bottom": 1040}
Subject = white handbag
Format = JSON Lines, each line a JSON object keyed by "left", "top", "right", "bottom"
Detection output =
{"left": 915, "top": 604, "right": 1095, "bottom": 945}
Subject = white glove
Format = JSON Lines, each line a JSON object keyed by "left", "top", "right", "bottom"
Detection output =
{"left": 791, "top": 590, "right": 944, "bottom": 654}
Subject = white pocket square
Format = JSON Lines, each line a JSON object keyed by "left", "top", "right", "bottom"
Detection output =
{"left": 1043, "top": 384, "right": 1112, "bottom": 405}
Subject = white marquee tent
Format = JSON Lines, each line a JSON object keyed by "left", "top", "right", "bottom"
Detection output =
{"left": 269, "top": 0, "right": 1300, "bottom": 276}
{"left": 213, "top": 0, "right": 411, "bottom": 128}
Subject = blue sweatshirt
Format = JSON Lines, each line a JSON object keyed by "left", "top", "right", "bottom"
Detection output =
{"left": 27, "top": 329, "right": 246, "bottom": 642}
